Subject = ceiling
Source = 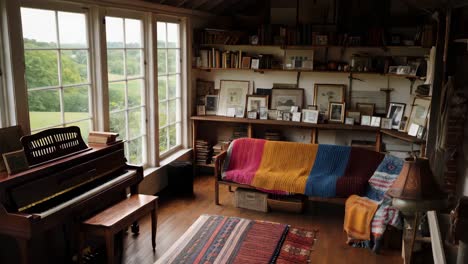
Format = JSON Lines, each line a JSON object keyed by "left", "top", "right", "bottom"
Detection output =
{"left": 145, "top": 0, "right": 268, "bottom": 15}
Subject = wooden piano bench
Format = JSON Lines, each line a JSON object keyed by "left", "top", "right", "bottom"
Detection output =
{"left": 79, "top": 194, "right": 158, "bottom": 264}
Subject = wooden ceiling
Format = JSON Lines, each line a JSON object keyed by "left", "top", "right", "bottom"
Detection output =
{"left": 146, "top": 0, "right": 268, "bottom": 15}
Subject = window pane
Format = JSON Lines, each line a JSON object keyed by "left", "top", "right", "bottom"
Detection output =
{"left": 25, "top": 50, "right": 59, "bottom": 88}
{"left": 110, "top": 111, "right": 126, "bottom": 139}
{"left": 58, "top": 12, "right": 87, "bottom": 48}
{"left": 157, "top": 22, "right": 166, "bottom": 48}
{"left": 157, "top": 49, "right": 167, "bottom": 75}
{"left": 167, "top": 23, "right": 179, "bottom": 48}
{"left": 28, "top": 89, "right": 61, "bottom": 130}
{"left": 159, "top": 102, "right": 167, "bottom": 127}
{"left": 64, "top": 86, "right": 89, "bottom": 122}
{"left": 128, "top": 108, "right": 143, "bottom": 139}
{"left": 168, "top": 100, "right": 176, "bottom": 123}
{"left": 126, "top": 50, "right": 142, "bottom": 78}
{"left": 159, "top": 127, "right": 168, "bottom": 153}
{"left": 68, "top": 119, "right": 91, "bottom": 141}
{"left": 107, "top": 50, "right": 124, "bottom": 80}
{"left": 61, "top": 50, "right": 88, "bottom": 85}
{"left": 106, "top": 17, "right": 124, "bottom": 48}
{"left": 21, "top": 8, "right": 57, "bottom": 48}
{"left": 128, "top": 79, "right": 143, "bottom": 108}
{"left": 167, "top": 49, "right": 179, "bottom": 74}
{"left": 169, "top": 124, "right": 177, "bottom": 148}
{"left": 158, "top": 76, "right": 167, "bottom": 101}
{"left": 128, "top": 137, "right": 144, "bottom": 164}
{"left": 168, "top": 74, "right": 179, "bottom": 99}
{"left": 109, "top": 81, "right": 126, "bottom": 111}
{"left": 125, "top": 19, "right": 142, "bottom": 48}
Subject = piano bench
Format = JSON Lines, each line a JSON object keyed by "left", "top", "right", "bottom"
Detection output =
{"left": 80, "top": 194, "right": 158, "bottom": 264}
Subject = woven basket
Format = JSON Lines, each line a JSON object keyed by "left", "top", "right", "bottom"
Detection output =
{"left": 235, "top": 188, "right": 268, "bottom": 212}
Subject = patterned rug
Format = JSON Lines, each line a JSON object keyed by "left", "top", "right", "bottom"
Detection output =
{"left": 155, "top": 215, "right": 317, "bottom": 264}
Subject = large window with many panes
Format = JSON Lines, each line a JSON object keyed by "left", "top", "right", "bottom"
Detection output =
{"left": 20, "top": 7, "right": 92, "bottom": 135}
{"left": 105, "top": 16, "right": 147, "bottom": 165}
{"left": 157, "top": 21, "right": 182, "bottom": 155}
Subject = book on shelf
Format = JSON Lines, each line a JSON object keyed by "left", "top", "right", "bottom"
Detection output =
{"left": 88, "top": 131, "right": 119, "bottom": 145}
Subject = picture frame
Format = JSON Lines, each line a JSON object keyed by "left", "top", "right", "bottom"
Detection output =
{"left": 246, "top": 95, "right": 268, "bottom": 113}
{"left": 0, "top": 126, "right": 23, "bottom": 173}
{"left": 381, "top": 118, "right": 392, "bottom": 129}
{"left": 416, "top": 126, "right": 426, "bottom": 139}
{"left": 267, "top": 110, "right": 278, "bottom": 120}
{"left": 205, "top": 95, "right": 218, "bottom": 115}
{"left": 282, "top": 112, "right": 291, "bottom": 121}
{"left": 356, "top": 103, "right": 375, "bottom": 116}
{"left": 271, "top": 88, "right": 304, "bottom": 111}
{"left": 370, "top": 116, "right": 381, "bottom": 127}
{"left": 302, "top": 110, "right": 319, "bottom": 124}
{"left": 251, "top": 58, "right": 260, "bottom": 70}
{"left": 276, "top": 111, "right": 283, "bottom": 120}
{"left": 292, "top": 112, "right": 301, "bottom": 122}
{"left": 217, "top": 80, "right": 250, "bottom": 117}
{"left": 241, "top": 56, "right": 251, "bottom": 69}
{"left": 387, "top": 102, "right": 406, "bottom": 129}
{"left": 347, "top": 111, "right": 361, "bottom": 124}
{"left": 290, "top": 106, "right": 299, "bottom": 113}
{"left": 227, "top": 107, "right": 236, "bottom": 117}
{"left": 247, "top": 111, "right": 257, "bottom": 119}
{"left": 307, "top": 105, "right": 317, "bottom": 110}
{"left": 408, "top": 97, "right": 431, "bottom": 127}
{"left": 328, "top": 102, "right": 345, "bottom": 123}
{"left": 2, "top": 149, "right": 29, "bottom": 175}
{"left": 197, "top": 105, "right": 206, "bottom": 116}
{"left": 313, "top": 84, "right": 345, "bottom": 115}
{"left": 408, "top": 123, "right": 420, "bottom": 137}
{"left": 345, "top": 117, "right": 355, "bottom": 125}
{"left": 259, "top": 107, "right": 268, "bottom": 120}
{"left": 361, "top": 115, "right": 371, "bottom": 126}
{"left": 398, "top": 116, "right": 409, "bottom": 132}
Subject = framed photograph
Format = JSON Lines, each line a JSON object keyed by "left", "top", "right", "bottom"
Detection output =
{"left": 251, "top": 58, "right": 260, "bottom": 70}
{"left": 387, "top": 102, "right": 406, "bottom": 129}
{"left": 241, "top": 56, "right": 251, "bottom": 69}
{"left": 259, "top": 107, "right": 268, "bottom": 120}
{"left": 205, "top": 95, "right": 218, "bottom": 115}
{"left": 0, "top": 126, "right": 23, "bottom": 173}
{"left": 246, "top": 95, "right": 268, "bottom": 113}
{"left": 345, "top": 117, "right": 355, "bottom": 125}
{"left": 276, "top": 111, "right": 283, "bottom": 120}
{"left": 388, "top": 66, "right": 398, "bottom": 74}
{"left": 313, "top": 84, "right": 345, "bottom": 115}
{"left": 408, "top": 123, "right": 420, "bottom": 137}
{"left": 227, "top": 107, "right": 236, "bottom": 117}
{"left": 302, "top": 110, "right": 319, "bottom": 124}
{"left": 356, "top": 103, "right": 375, "bottom": 116}
{"left": 347, "top": 111, "right": 361, "bottom": 124}
{"left": 247, "top": 111, "right": 257, "bottom": 119}
{"left": 268, "top": 110, "right": 278, "bottom": 120}
{"left": 408, "top": 97, "right": 431, "bottom": 127}
{"left": 370, "top": 116, "right": 381, "bottom": 127}
{"left": 397, "top": 66, "right": 411, "bottom": 75}
{"left": 218, "top": 80, "right": 250, "bottom": 116}
{"left": 398, "top": 116, "right": 409, "bottom": 132}
{"left": 328, "top": 102, "right": 345, "bottom": 123}
{"left": 282, "top": 112, "right": 291, "bottom": 121}
{"left": 197, "top": 105, "right": 206, "bottom": 116}
{"left": 417, "top": 126, "right": 426, "bottom": 139}
{"left": 307, "top": 105, "right": 317, "bottom": 110}
{"left": 2, "top": 149, "right": 29, "bottom": 175}
{"left": 361, "top": 115, "right": 371, "bottom": 126}
{"left": 381, "top": 118, "right": 392, "bottom": 129}
{"left": 271, "top": 88, "right": 304, "bottom": 111}
{"left": 292, "top": 112, "right": 301, "bottom": 122}
{"left": 290, "top": 106, "right": 299, "bottom": 113}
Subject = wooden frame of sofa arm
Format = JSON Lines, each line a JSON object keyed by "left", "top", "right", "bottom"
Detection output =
{"left": 213, "top": 150, "right": 227, "bottom": 205}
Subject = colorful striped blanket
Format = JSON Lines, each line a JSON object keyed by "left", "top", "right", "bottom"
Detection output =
{"left": 222, "top": 138, "right": 384, "bottom": 197}
{"left": 155, "top": 215, "right": 317, "bottom": 264}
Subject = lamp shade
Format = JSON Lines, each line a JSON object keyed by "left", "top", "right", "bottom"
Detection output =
{"left": 387, "top": 157, "right": 446, "bottom": 200}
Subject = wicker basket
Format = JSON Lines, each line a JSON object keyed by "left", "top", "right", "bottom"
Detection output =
{"left": 267, "top": 196, "right": 305, "bottom": 213}
{"left": 235, "top": 188, "right": 268, "bottom": 212}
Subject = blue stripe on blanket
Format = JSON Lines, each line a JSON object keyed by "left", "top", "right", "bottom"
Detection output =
{"left": 305, "top": 144, "right": 351, "bottom": 197}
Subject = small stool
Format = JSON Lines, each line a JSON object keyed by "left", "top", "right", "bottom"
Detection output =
{"left": 80, "top": 194, "right": 158, "bottom": 264}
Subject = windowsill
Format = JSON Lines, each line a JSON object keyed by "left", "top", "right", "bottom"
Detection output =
{"left": 143, "top": 148, "right": 192, "bottom": 178}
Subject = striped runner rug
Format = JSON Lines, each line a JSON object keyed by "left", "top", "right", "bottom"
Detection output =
{"left": 155, "top": 215, "right": 317, "bottom": 264}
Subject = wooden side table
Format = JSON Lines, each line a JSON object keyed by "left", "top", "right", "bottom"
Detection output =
{"left": 80, "top": 194, "right": 158, "bottom": 264}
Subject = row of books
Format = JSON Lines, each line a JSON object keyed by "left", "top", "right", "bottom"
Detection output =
{"left": 199, "top": 48, "right": 275, "bottom": 69}
{"left": 88, "top": 131, "right": 118, "bottom": 145}
{"left": 195, "top": 28, "right": 245, "bottom": 45}
{"left": 195, "top": 139, "right": 212, "bottom": 165}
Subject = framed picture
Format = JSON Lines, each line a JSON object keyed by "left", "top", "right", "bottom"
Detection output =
{"left": 282, "top": 112, "right": 291, "bottom": 121}
{"left": 347, "top": 111, "right": 361, "bottom": 124}
{"left": 398, "top": 116, "right": 409, "bottom": 132}
{"left": 345, "top": 117, "right": 355, "bottom": 125}
{"left": 408, "top": 97, "right": 431, "bottom": 127}
{"left": 381, "top": 118, "right": 392, "bottom": 129}
{"left": 197, "top": 105, "right": 206, "bottom": 116}
{"left": 268, "top": 110, "right": 278, "bottom": 120}
{"left": 292, "top": 112, "right": 301, "bottom": 122}
{"left": 251, "top": 58, "right": 260, "bottom": 70}
{"left": 218, "top": 80, "right": 250, "bottom": 117}
{"left": 302, "top": 110, "right": 319, "bottom": 124}
{"left": 247, "top": 111, "right": 257, "bottom": 119}
{"left": 259, "top": 107, "right": 268, "bottom": 120}
{"left": 328, "top": 102, "right": 345, "bottom": 123}
{"left": 241, "top": 57, "right": 251, "bottom": 69}
{"left": 0, "top": 126, "right": 23, "bottom": 173}
{"left": 361, "top": 115, "right": 371, "bottom": 126}
{"left": 227, "top": 107, "right": 236, "bottom": 117}
{"left": 408, "top": 123, "right": 420, "bottom": 137}
{"left": 370, "top": 116, "right": 381, "bottom": 127}
{"left": 2, "top": 149, "right": 29, "bottom": 175}
{"left": 246, "top": 95, "right": 268, "bottom": 113}
{"left": 290, "top": 106, "right": 299, "bottom": 113}
{"left": 205, "top": 95, "right": 218, "bottom": 115}
{"left": 313, "top": 84, "right": 345, "bottom": 115}
{"left": 276, "top": 111, "right": 283, "bottom": 120}
{"left": 271, "top": 88, "right": 304, "bottom": 111}
{"left": 307, "top": 105, "right": 317, "bottom": 110}
{"left": 356, "top": 103, "right": 375, "bottom": 116}
{"left": 417, "top": 126, "right": 426, "bottom": 139}
{"left": 388, "top": 66, "right": 398, "bottom": 74}
{"left": 387, "top": 102, "right": 406, "bottom": 129}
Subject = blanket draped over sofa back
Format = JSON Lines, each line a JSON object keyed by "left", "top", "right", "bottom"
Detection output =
{"left": 222, "top": 138, "right": 385, "bottom": 197}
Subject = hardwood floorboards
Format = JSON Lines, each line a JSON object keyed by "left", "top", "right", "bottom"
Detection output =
{"left": 122, "top": 174, "right": 403, "bottom": 264}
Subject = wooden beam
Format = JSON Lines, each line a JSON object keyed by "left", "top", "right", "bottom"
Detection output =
{"left": 212, "top": 0, "right": 243, "bottom": 14}
{"left": 191, "top": 0, "right": 210, "bottom": 9}
{"left": 199, "top": 0, "right": 225, "bottom": 11}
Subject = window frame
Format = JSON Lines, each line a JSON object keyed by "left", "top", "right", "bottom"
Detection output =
{"left": 0, "top": 13, "right": 6, "bottom": 128}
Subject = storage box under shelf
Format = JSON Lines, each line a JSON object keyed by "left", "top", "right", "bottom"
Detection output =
{"left": 267, "top": 195, "right": 305, "bottom": 213}
{"left": 235, "top": 188, "right": 268, "bottom": 212}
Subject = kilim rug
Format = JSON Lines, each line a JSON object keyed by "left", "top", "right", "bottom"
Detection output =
{"left": 155, "top": 215, "right": 317, "bottom": 264}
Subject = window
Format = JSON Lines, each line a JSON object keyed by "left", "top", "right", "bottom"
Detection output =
{"left": 157, "top": 21, "right": 182, "bottom": 155}
{"left": 105, "top": 16, "right": 146, "bottom": 165}
{"left": 20, "top": 7, "right": 92, "bottom": 136}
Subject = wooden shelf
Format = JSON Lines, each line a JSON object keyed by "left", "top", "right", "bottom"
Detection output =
{"left": 196, "top": 163, "right": 215, "bottom": 168}
{"left": 380, "top": 129, "right": 425, "bottom": 144}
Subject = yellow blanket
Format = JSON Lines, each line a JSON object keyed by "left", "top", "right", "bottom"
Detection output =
{"left": 344, "top": 195, "right": 379, "bottom": 242}
{"left": 251, "top": 141, "right": 318, "bottom": 193}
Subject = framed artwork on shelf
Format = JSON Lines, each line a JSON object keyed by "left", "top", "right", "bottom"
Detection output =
{"left": 226, "top": 107, "right": 236, "bottom": 117}
{"left": 408, "top": 97, "right": 431, "bottom": 127}
{"left": 0, "top": 126, "right": 23, "bottom": 173}
{"left": 381, "top": 118, "right": 392, "bottom": 129}
{"left": 217, "top": 80, "right": 250, "bottom": 117}
{"left": 241, "top": 57, "right": 251, "bottom": 69}
{"left": 313, "top": 84, "right": 345, "bottom": 115}
{"left": 361, "top": 115, "right": 371, "bottom": 126}
{"left": 345, "top": 117, "right": 355, "bottom": 125}
{"left": 328, "top": 102, "right": 345, "bottom": 123}
{"left": 251, "top": 58, "right": 260, "bottom": 69}
{"left": 247, "top": 111, "right": 257, "bottom": 119}
{"left": 2, "top": 149, "right": 29, "bottom": 175}
{"left": 259, "top": 107, "right": 268, "bottom": 120}
{"left": 197, "top": 105, "right": 206, "bottom": 116}
{"left": 307, "top": 105, "right": 317, "bottom": 110}
{"left": 292, "top": 112, "right": 301, "bottom": 122}
{"left": 267, "top": 110, "right": 278, "bottom": 120}
{"left": 205, "top": 95, "right": 218, "bottom": 115}
{"left": 356, "top": 103, "right": 375, "bottom": 116}
{"left": 290, "top": 106, "right": 299, "bottom": 113}
{"left": 282, "top": 112, "right": 291, "bottom": 121}
{"left": 417, "top": 126, "right": 426, "bottom": 139}
{"left": 302, "top": 110, "right": 319, "bottom": 124}
{"left": 271, "top": 88, "right": 304, "bottom": 111}
{"left": 370, "top": 116, "right": 381, "bottom": 127}
{"left": 347, "top": 111, "right": 361, "bottom": 124}
{"left": 398, "top": 116, "right": 409, "bottom": 132}
{"left": 408, "top": 123, "right": 420, "bottom": 137}
{"left": 387, "top": 102, "right": 406, "bottom": 129}
{"left": 246, "top": 95, "right": 268, "bottom": 113}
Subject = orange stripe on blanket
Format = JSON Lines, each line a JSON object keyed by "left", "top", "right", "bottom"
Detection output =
{"left": 251, "top": 141, "right": 318, "bottom": 194}
{"left": 343, "top": 195, "right": 378, "bottom": 242}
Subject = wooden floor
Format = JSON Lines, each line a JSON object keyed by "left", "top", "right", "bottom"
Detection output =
{"left": 122, "top": 174, "right": 403, "bottom": 264}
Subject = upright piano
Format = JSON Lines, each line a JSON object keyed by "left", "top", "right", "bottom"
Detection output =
{"left": 0, "top": 127, "right": 143, "bottom": 263}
